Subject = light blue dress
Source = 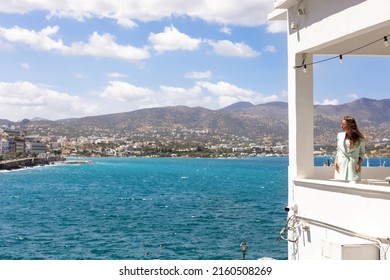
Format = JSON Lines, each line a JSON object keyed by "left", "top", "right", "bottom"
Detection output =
{"left": 334, "top": 132, "right": 365, "bottom": 181}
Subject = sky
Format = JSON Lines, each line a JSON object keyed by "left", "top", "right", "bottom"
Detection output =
{"left": 0, "top": 0, "right": 389, "bottom": 122}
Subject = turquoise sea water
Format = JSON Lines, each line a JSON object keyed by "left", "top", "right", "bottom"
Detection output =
{"left": 0, "top": 157, "right": 288, "bottom": 260}
{"left": 0, "top": 157, "right": 390, "bottom": 260}
{"left": 0, "top": 156, "right": 387, "bottom": 260}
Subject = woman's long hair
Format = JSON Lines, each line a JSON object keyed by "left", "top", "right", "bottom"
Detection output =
{"left": 343, "top": 115, "right": 365, "bottom": 143}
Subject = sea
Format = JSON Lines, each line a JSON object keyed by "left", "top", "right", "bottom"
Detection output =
{"left": 0, "top": 156, "right": 388, "bottom": 260}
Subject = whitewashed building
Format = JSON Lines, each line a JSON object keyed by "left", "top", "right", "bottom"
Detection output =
{"left": 269, "top": 0, "right": 390, "bottom": 260}
{"left": 0, "top": 139, "right": 11, "bottom": 155}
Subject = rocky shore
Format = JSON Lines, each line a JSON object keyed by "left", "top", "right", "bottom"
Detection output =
{"left": 0, "top": 156, "right": 64, "bottom": 170}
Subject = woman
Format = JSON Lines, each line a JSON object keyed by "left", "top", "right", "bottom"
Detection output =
{"left": 334, "top": 116, "right": 365, "bottom": 182}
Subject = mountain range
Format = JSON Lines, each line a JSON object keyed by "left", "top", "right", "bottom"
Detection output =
{"left": 1, "top": 98, "right": 389, "bottom": 146}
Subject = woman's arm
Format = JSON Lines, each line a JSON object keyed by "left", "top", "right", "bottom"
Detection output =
{"left": 356, "top": 156, "right": 362, "bottom": 172}
{"left": 356, "top": 142, "right": 365, "bottom": 172}
{"left": 334, "top": 133, "right": 340, "bottom": 172}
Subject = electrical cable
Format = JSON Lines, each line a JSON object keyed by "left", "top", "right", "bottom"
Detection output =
{"left": 295, "top": 32, "right": 390, "bottom": 69}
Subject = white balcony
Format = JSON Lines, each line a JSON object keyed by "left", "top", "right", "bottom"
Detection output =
{"left": 285, "top": 167, "right": 390, "bottom": 260}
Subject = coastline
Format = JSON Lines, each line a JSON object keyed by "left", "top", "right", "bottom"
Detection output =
{"left": 61, "top": 159, "right": 95, "bottom": 165}
{"left": 0, "top": 156, "right": 64, "bottom": 171}
{"left": 1, "top": 155, "right": 387, "bottom": 171}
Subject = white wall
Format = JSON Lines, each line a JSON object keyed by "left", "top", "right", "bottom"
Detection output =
{"left": 314, "top": 166, "right": 390, "bottom": 181}
{"left": 290, "top": 179, "right": 390, "bottom": 259}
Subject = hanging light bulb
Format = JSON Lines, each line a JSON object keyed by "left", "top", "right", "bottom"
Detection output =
{"left": 384, "top": 36, "right": 389, "bottom": 47}
{"left": 303, "top": 65, "right": 307, "bottom": 73}
{"left": 339, "top": 55, "right": 343, "bottom": 64}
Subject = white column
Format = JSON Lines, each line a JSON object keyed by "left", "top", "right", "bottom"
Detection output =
{"left": 287, "top": 52, "right": 314, "bottom": 260}
{"left": 288, "top": 52, "right": 314, "bottom": 180}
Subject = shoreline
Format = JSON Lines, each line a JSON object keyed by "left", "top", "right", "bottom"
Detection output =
{"left": 1, "top": 155, "right": 388, "bottom": 171}
{"left": 61, "top": 159, "right": 95, "bottom": 165}
{"left": 0, "top": 156, "right": 64, "bottom": 171}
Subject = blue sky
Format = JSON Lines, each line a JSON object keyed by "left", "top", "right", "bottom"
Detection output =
{"left": 0, "top": 1, "right": 389, "bottom": 121}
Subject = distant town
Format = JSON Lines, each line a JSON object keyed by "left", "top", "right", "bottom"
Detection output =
{"left": 0, "top": 125, "right": 289, "bottom": 160}
{"left": 1, "top": 123, "right": 389, "bottom": 162}
{"left": 2, "top": 98, "right": 389, "bottom": 162}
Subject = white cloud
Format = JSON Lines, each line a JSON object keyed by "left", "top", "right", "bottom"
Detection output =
{"left": 262, "top": 94, "right": 280, "bottom": 103}
{"left": 208, "top": 40, "right": 260, "bottom": 58}
{"left": 266, "top": 21, "right": 287, "bottom": 33}
{"left": 316, "top": 99, "right": 339, "bottom": 105}
{"left": 69, "top": 31, "right": 150, "bottom": 61}
{"left": 185, "top": 71, "right": 212, "bottom": 80}
{"left": 67, "top": 32, "right": 148, "bottom": 61}
{"left": 0, "top": 26, "right": 150, "bottom": 62}
{"left": 196, "top": 81, "right": 278, "bottom": 107}
{"left": 100, "top": 81, "right": 154, "bottom": 103}
{"left": 0, "top": 38, "right": 16, "bottom": 51}
{"left": 20, "top": 63, "right": 30, "bottom": 70}
{"left": 281, "top": 90, "right": 288, "bottom": 98}
{"left": 180, "top": 0, "right": 274, "bottom": 27}
{"left": 98, "top": 80, "right": 279, "bottom": 114}
{"left": 0, "top": 0, "right": 274, "bottom": 28}
{"left": 348, "top": 93, "right": 359, "bottom": 100}
{"left": 107, "top": 72, "right": 128, "bottom": 79}
{"left": 73, "top": 72, "right": 87, "bottom": 79}
{"left": 0, "top": 79, "right": 281, "bottom": 120}
{"left": 99, "top": 82, "right": 205, "bottom": 110}
{"left": 99, "top": 84, "right": 205, "bottom": 111}
{"left": 263, "top": 45, "right": 277, "bottom": 53}
{"left": 0, "top": 25, "right": 66, "bottom": 52}
{"left": 149, "top": 25, "right": 202, "bottom": 53}
{"left": 158, "top": 85, "right": 203, "bottom": 107}
{"left": 0, "top": 81, "right": 98, "bottom": 121}
{"left": 219, "top": 26, "right": 231, "bottom": 35}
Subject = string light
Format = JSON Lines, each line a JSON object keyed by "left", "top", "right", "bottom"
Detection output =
{"left": 294, "top": 32, "right": 390, "bottom": 70}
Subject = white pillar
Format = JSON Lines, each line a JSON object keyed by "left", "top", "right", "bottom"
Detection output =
{"left": 288, "top": 53, "right": 314, "bottom": 180}
{"left": 287, "top": 52, "right": 314, "bottom": 260}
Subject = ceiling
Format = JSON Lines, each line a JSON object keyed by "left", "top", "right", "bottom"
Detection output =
{"left": 312, "top": 23, "right": 390, "bottom": 56}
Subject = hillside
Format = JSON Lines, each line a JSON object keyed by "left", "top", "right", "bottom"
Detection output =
{"left": 313, "top": 98, "right": 390, "bottom": 144}
{"left": 1, "top": 98, "right": 389, "bottom": 146}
